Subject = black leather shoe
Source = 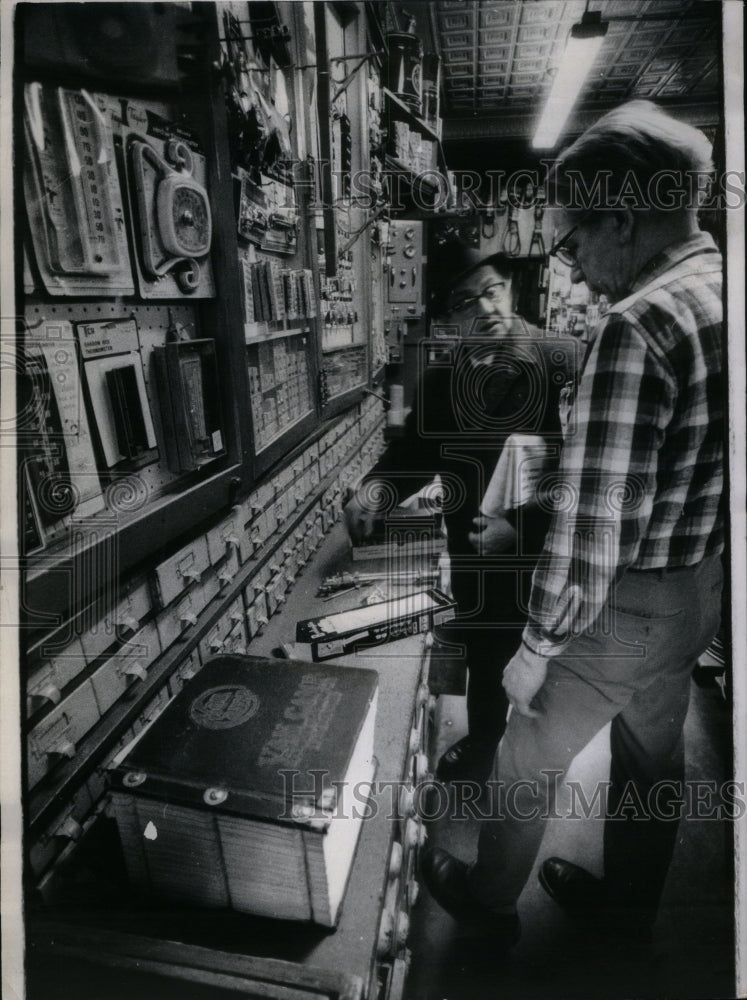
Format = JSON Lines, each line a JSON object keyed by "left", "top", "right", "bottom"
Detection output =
{"left": 420, "top": 847, "right": 520, "bottom": 944}
{"left": 435, "top": 736, "right": 496, "bottom": 783}
{"left": 539, "top": 857, "right": 606, "bottom": 914}
{"left": 539, "top": 857, "right": 653, "bottom": 944}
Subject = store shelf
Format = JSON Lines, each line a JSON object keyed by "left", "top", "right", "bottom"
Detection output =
{"left": 244, "top": 323, "right": 312, "bottom": 344}
{"left": 383, "top": 87, "right": 440, "bottom": 143}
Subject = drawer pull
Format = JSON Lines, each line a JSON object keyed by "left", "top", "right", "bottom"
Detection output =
{"left": 123, "top": 661, "right": 148, "bottom": 683}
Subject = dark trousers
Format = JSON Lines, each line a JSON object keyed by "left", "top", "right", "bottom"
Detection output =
{"left": 467, "top": 554, "right": 723, "bottom": 921}
{"left": 442, "top": 560, "right": 531, "bottom": 750}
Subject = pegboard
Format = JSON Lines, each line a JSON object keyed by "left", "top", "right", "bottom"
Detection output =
{"left": 23, "top": 298, "right": 215, "bottom": 549}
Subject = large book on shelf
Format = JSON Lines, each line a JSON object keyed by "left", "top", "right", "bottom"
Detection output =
{"left": 110, "top": 654, "right": 379, "bottom": 926}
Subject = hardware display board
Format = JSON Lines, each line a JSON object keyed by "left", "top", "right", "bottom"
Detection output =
{"left": 309, "top": 3, "right": 373, "bottom": 408}
{"left": 15, "top": 12, "right": 430, "bottom": 990}
{"left": 217, "top": 2, "right": 322, "bottom": 469}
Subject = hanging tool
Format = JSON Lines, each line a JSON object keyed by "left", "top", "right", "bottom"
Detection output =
{"left": 529, "top": 186, "right": 546, "bottom": 257}
{"left": 503, "top": 202, "right": 521, "bottom": 257}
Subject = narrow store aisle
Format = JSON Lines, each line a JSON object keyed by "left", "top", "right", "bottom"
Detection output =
{"left": 406, "top": 670, "right": 734, "bottom": 1000}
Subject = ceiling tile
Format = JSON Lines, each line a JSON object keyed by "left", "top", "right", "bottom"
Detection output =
{"left": 442, "top": 32, "right": 473, "bottom": 48}
{"left": 441, "top": 12, "right": 474, "bottom": 31}
{"left": 446, "top": 63, "right": 473, "bottom": 78}
{"left": 442, "top": 48, "right": 472, "bottom": 62}
{"left": 514, "top": 41, "right": 552, "bottom": 59}
{"left": 481, "top": 29, "right": 512, "bottom": 45}
{"left": 689, "top": 68, "right": 719, "bottom": 92}
{"left": 517, "top": 24, "right": 556, "bottom": 44}
{"left": 481, "top": 63, "right": 509, "bottom": 77}
{"left": 655, "top": 42, "right": 697, "bottom": 58}
{"left": 656, "top": 80, "right": 691, "bottom": 95}
{"left": 625, "top": 46, "right": 659, "bottom": 63}
{"left": 637, "top": 71, "right": 668, "bottom": 84}
{"left": 628, "top": 28, "right": 669, "bottom": 47}
{"left": 647, "top": 58, "right": 678, "bottom": 72}
{"left": 437, "top": 0, "right": 720, "bottom": 135}
{"left": 632, "top": 82, "right": 663, "bottom": 97}
{"left": 479, "top": 44, "right": 513, "bottom": 60}
{"left": 667, "top": 20, "right": 713, "bottom": 44}
{"left": 609, "top": 62, "right": 644, "bottom": 79}
{"left": 512, "top": 58, "right": 545, "bottom": 74}
{"left": 481, "top": 7, "right": 514, "bottom": 27}
{"left": 644, "top": 0, "right": 693, "bottom": 10}
{"left": 510, "top": 71, "right": 541, "bottom": 86}
{"left": 521, "top": 3, "right": 560, "bottom": 23}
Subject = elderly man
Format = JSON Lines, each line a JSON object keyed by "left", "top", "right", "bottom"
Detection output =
{"left": 422, "top": 100, "right": 724, "bottom": 946}
{"left": 346, "top": 242, "right": 574, "bottom": 784}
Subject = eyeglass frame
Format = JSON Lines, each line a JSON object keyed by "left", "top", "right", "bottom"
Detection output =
{"left": 441, "top": 280, "right": 510, "bottom": 317}
{"left": 548, "top": 209, "right": 607, "bottom": 267}
{"left": 548, "top": 223, "right": 581, "bottom": 267}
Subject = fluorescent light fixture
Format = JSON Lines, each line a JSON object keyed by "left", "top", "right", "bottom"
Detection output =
{"left": 532, "top": 11, "right": 608, "bottom": 149}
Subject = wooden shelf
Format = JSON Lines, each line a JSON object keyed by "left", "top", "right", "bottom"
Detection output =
{"left": 383, "top": 87, "right": 440, "bottom": 143}
{"left": 244, "top": 324, "right": 313, "bottom": 344}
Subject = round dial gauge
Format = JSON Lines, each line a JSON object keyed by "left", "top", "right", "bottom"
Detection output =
{"left": 156, "top": 173, "right": 212, "bottom": 258}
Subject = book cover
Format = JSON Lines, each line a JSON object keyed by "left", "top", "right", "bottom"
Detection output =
{"left": 111, "top": 654, "right": 379, "bottom": 819}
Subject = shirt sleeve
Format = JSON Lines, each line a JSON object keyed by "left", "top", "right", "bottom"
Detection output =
{"left": 522, "top": 313, "right": 677, "bottom": 656}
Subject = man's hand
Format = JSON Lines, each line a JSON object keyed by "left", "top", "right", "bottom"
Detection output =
{"left": 468, "top": 514, "right": 517, "bottom": 554}
{"left": 344, "top": 493, "right": 378, "bottom": 543}
{"left": 502, "top": 643, "right": 549, "bottom": 718}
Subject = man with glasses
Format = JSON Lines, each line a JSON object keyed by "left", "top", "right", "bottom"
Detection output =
{"left": 345, "top": 241, "right": 575, "bottom": 784}
{"left": 421, "top": 100, "right": 724, "bottom": 948}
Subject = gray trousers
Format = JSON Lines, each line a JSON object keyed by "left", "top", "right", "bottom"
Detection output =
{"left": 467, "top": 554, "right": 723, "bottom": 921}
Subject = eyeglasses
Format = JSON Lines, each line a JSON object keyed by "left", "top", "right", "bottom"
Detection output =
{"left": 548, "top": 223, "right": 580, "bottom": 267}
{"left": 444, "top": 282, "right": 507, "bottom": 316}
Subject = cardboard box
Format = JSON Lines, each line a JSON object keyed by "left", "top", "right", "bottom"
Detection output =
{"left": 296, "top": 589, "right": 456, "bottom": 662}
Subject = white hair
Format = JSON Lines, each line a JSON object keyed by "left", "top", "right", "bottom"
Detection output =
{"left": 550, "top": 101, "right": 714, "bottom": 211}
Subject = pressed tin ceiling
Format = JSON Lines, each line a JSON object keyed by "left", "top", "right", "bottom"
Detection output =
{"left": 429, "top": 0, "right": 721, "bottom": 140}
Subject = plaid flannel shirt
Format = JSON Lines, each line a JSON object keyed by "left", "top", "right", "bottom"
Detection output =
{"left": 523, "top": 231, "right": 724, "bottom": 656}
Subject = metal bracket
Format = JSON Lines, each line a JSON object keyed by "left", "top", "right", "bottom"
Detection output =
{"left": 331, "top": 51, "right": 382, "bottom": 103}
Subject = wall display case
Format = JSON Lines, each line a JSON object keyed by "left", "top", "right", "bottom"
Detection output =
{"left": 13, "top": 5, "right": 453, "bottom": 998}
{"left": 310, "top": 2, "right": 374, "bottom": 414}
{"left": 18, "top": 3, "right": 248, "bottom": 628}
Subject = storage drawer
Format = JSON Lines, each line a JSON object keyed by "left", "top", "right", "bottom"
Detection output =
{"left": 153, "top": 535, "right": 211, "bottom": 608}
{"left": 155, "top": 588, "right": 206, "bottom": 651}
{"left": 167, "top": 648, "right": 203, "bottom": 697}
{"left": 205, "top": 508, "right": 242, "bottom": 566}
{"left": 28, "top": 781, "right": 93, "bottom": 878}
{"left": 89, "top": 623, "right": 161, "bottom": 716}
{"left": 27, "top": 681, "right": 101, "bottom": 789}
{"left": 79, "top": 581, "right": 151, "bottom": 663}
{"left": 26, "top": 637, "right": 88, "bottom": 718}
